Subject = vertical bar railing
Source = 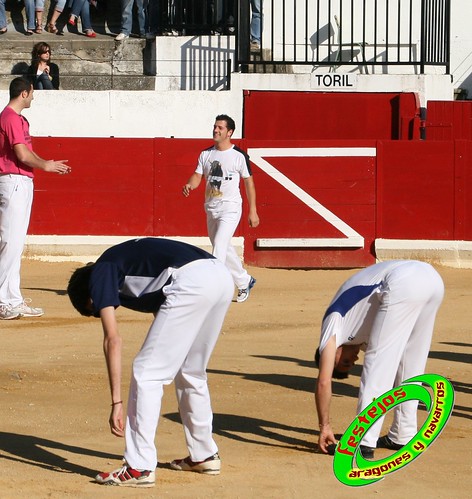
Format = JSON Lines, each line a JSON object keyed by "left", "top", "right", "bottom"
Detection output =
{"left": 234, "top": 0, "right": 450, "bottom": 74}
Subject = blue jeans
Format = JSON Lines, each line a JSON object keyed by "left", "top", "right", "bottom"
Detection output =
{"left": 68, "top": 0, "right": 92, "bottom": 30}
{"left": 55, "top": 0, "right": 67, "bottom": 11}
{"left": 34, "top": 72, "right": 54, "bottom": 90}
{"left": 24, "top": 0, "right": 45, "bottom": 30}
{"left": 24, "top": 0, "right": 35, "bottom": 30}
{"left": 121, "top": 0, "right": 147, "bottom": 36}
{"left": 0, "top": 0, "right": 6, "bottom": 30}
{"left": 250, "top": 0, "right": 261, "bottom": 44}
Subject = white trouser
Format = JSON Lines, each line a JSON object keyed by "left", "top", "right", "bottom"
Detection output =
{"left": 206, "top": 202, "right": 250, "bottom": 289}
{"left": 0, "top": 175, "right": 33, "bottom": 307}
{"left": 124, "top": 258, "right": 233, "bottom": 471}
{"left": 358, "top": 261, "right": 444, "bottom": 447}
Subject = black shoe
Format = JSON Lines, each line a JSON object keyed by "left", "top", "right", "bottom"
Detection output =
{"left": 327, "top": 443, "right": 337, "bottom": 456}
{"left": 377, "top": 435, "right": 403, "bottom": 450}
{"left": 359, "top": 445, "right": 375, "bottom": 459}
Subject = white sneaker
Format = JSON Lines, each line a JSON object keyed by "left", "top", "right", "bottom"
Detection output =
{"left": 115, "top": 32, "right": 129, "bottom": 41}
{"left": 170, "top": 453, "right": 221, "bottom": 475}
{"left": 11, "top": 299, "right": 44, "bottom": 317}
{"left": 0, "top": 304, "right": 20, "bottom": 320}
{"left": 236, "top": 277, "right": 256, "bottom": 303}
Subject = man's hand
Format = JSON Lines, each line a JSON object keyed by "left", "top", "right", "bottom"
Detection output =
{"left": 318, "top": 423, "right": 337, "bottom": 454}
{"left": 43, "top": 159, "right": 71, "bottom": 175}
{"left": 182, "top": 183, "right": 192, "bottom": 197}
{"left": 248, "top": 210, "right": 260, "bottom": 228}
{"left": 109, "top": 402, "right": 125, "bottom": 437}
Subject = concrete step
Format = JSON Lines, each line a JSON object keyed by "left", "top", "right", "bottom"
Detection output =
{"left": 0, "top": 0, "right": 158, "bottom": 90}
{"left": 0, "top": 34, "right": 156, "bottom": 90}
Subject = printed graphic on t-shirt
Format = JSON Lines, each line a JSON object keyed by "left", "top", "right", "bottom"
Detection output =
{"left": 207, "top": 160, "right": 224, "bottom": 198}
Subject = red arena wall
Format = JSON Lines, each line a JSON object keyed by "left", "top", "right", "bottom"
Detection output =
{"left": 27, "top": 93, "right": 471, "bottom": 268}
{"left": 30, "top": 136, "right": 471, "bottom": 268}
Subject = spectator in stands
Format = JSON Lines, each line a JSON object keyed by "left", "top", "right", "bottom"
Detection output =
{"left": 46, "top": 0, "right": 67, "bottom": 33}
{"left": 115, "top": 0, "right": 147, "bottom": 41}
{"left": 250, "top": 0, "right": 262, "bottom": 51}
{"left": 28, "top": 42, "right": 60, "bottom": 90}
{"left": 0, "top": 0, "right": 7, "bottom": 34}
{"left": 24, "top": 0, "right": 46, "bottom": 35}
{"left": 67, "top": 0, "right": 97, "bottom": 38}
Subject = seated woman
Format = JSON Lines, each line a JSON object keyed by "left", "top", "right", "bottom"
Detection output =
{"left": 28, "top": 42, "right": 60, "bottom": 90}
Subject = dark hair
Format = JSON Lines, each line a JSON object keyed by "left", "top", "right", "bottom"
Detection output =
{"left": 314, "top": 347, "right": 349, "bottom": 379}
{"left": 31, "top": 42, "right": 52, "bottom": 70}
{"left": 9, "top": 77, "right": 32, "bottom": 99}
{"left": 67, "top": 264, "right": 95, "bottom": 317}
{"left": 215, "top": 114, "right": 236, "bottom": 133}
{"left": 332, "top": 368, "right": 349, "bottom": 380}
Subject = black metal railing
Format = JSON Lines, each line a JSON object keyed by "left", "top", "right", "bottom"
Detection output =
{"left": 236, "top": 0, "right": 451, "bottom": 74}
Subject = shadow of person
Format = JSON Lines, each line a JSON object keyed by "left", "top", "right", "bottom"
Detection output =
{"left": 207, "top": 367, "right": 361, "bottom": 397}
{"left": 24, "top": 286, "right": 68, "bottom": 296}
{"left": 163, "top": 412, "right": 317, "bottom": 454}
{"left": 9, "top": 0, "right": 28, "bottom": 34}
{"left": 0, "top": 432, "right": 121, "bottom": 478}
{"left": 11, "top": 61, "right": 29, "bottom": 76}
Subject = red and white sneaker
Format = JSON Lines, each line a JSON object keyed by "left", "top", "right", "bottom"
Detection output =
{"left": 170, "top": 452, "right": 221, "bottom": 475}
{"left": 95, "top": 464, "right": 155, "bottom": 487}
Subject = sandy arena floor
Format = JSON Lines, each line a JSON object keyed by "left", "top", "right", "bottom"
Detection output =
{"left": 0, "top": 260, "right": 470, "bottom": 498}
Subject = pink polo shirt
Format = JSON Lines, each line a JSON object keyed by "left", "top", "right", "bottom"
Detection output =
{"left": 0, "top": 105, "right": 34, "bottom": 178}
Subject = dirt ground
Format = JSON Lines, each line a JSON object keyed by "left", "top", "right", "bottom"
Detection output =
{"left": 0, "top": 260, "right": 470, "bottom": 499}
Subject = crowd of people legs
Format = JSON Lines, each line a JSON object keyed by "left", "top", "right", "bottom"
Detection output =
{"left": 0, "top": 1, "right": 262, "bottom": 44}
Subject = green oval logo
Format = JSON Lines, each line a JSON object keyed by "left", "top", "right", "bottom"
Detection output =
{"left": 333, "top": 374, "right": 454, "bottom": 486}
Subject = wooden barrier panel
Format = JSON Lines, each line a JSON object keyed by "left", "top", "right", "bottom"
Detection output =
{"left": 31, "top": 137, "right": 155, "bottom": 235}
{"left": 376, "top": 140, "right": 455, "bottom": 239}
{"left": 240, "top": 140, "right": 377, "bottom": 267}
{"left": 426, "top": 101, "right": 472, "bottom": 140}
{"left": 243, "top": 91, "right": 421, "bottom": 141}
{"left": 454, "top": 140, "right": 472, "bottom": 240}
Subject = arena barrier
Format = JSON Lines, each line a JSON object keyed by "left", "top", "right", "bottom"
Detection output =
{"left": 28, "top": 135, "right": 471, "bottom": 268}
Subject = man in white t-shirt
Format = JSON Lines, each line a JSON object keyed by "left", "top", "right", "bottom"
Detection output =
{"left": 314, "top": 260, "right": 444, "bottom": 459}
{"left": 183, "top": 115, "right": 260, "bottom": 302}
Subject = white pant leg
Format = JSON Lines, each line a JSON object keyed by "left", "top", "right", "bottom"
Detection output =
{"left": 206, "top": 204, "right": 250, "bottom": 289}
{"left": 357, "top": 262, "right": 444, "bottom": 448}
{"left": 0, "top": 175, "right": 33, "bottom": 306}
{"left": 174, "top": 269, "right": 234, "bottom": 461}
{"left": 124, "top": 259, "right": 233, "bottom": 470}
{"left": 388, "top": 265, "right": 444, "bottom": 444}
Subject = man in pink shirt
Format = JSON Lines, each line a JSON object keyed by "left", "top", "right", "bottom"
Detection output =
{"left": 0, "top": 77, "right": 71, "bottom": 320}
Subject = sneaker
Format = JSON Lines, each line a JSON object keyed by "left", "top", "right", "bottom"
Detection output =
{"left": 115, "top": 33, "right": 129, "bottom": 41}
{"left": 11, "top": 299, "right": 44, "bottom": 317}
{"left": 377, "top": 435, "right": 403, "bottom": 450}
{"left": 170, "top": 452, "right": 221, "bottom": 475}
{"left": 95, "top": 464, "right": 155, "bottom": 487}
{"left": 0, "top": 305, "right": 21, "bottom": 320}
{"left": 236, "top": 277, "right": 256, "bottom": 303}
